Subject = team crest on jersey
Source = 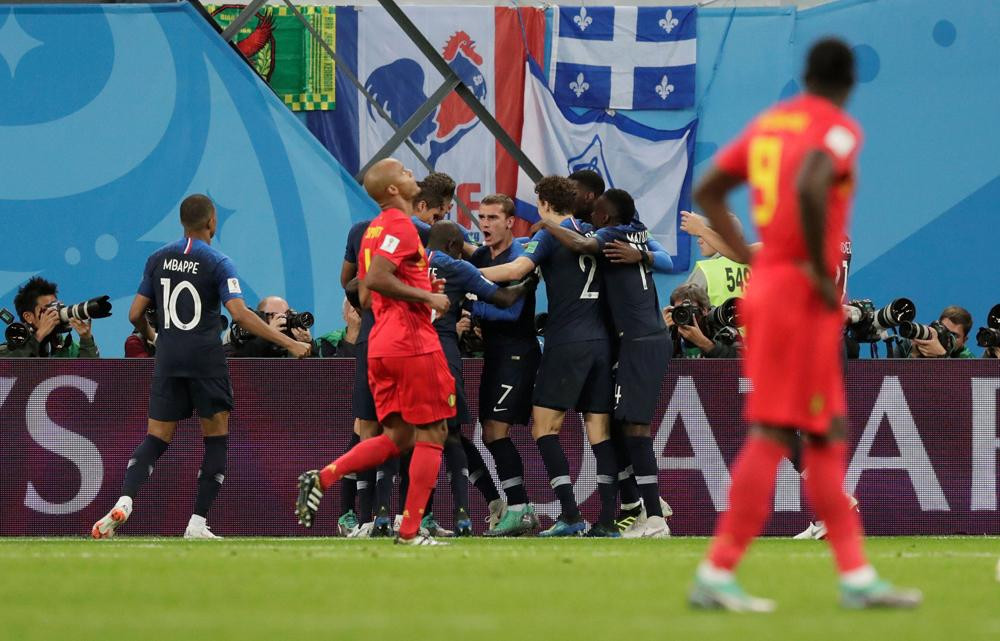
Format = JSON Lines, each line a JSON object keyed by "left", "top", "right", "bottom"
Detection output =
{"left": 364, "top": 31, "right": 486, "bottom": 167}
{"left": 448, "top": 394, "right": 456, "bottom": 407}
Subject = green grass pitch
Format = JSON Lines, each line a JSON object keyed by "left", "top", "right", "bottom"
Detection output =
{"left": 1, "top": 537, "right": 997, "bottom": 641}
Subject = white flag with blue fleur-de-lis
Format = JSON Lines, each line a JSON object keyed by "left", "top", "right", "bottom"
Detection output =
{"left": 549, "top": 5, "right": 696, "bottom": 110}
{"left": 517, "top": 60, "right": 696, "bottom": 271}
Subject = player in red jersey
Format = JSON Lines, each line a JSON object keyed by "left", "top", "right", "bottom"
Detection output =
{"left": 688, "top": 39, "right": 921, "bottom": 610}
{"left": 295, "top": 158, "right": 457, "bottom": 545}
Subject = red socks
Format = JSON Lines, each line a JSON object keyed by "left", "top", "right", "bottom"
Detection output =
{"left": 803, "top": 441, "right": 868, "bottom": 573}
{"left": 708, "top": 436, "right": 788, "bottom": 570}
{"left": 319, "top": 434, "right": 400, "bottom": 491}
{"left": 398, "top": 441, "right": 444, "bottom": 539}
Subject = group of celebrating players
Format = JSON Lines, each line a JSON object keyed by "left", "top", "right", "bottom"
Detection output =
{"left": 91, "top": 37, "right": 921, "bottom": 611}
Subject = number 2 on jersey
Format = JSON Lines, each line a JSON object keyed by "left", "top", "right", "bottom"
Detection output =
{"left": 159, "top": 278, "right": 202, "bottom": 330}
{"left": 578, "top": 255, "right": 599, "bottom": 299}
{"left": 748, "top": 136, "right": 783, "bottom": 227}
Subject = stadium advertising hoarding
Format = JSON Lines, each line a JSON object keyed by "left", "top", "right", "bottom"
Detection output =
{"left": 1, "top": 359, "right": 997, "bottom": 536}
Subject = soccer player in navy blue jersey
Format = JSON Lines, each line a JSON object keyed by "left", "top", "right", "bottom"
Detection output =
{"left": 480, "top": 177, "right": 614, "bottom": 537}
{"left": 468, "top": 195, "right": 542, "bottom": 535}
{"left": 92, "top": 194, "right": 310, "bottom": 540}
{"left": 539, "top": 189, "right": 672, "bottom": 538}
{"left": 426, "top": 220, "right": 533, "bottom": 535}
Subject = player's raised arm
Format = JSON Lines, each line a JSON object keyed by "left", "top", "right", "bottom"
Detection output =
{"left": 797, "top": 149, "right": 839, "bottom": 309}
{"left": 366, "top": 253, "right": 449, "bottom": 315}
{"left": 224, "top": 298, "right": 310, "bottom": 358}
{"left": 694, "top": 166, "right": 753, "bottom": 265}
{"left": 479, "top": 255, "right": 535, "bottom": 283}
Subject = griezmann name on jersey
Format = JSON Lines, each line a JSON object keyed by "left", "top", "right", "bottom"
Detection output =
{"left": 138, "top": 237, "right": 243, "bottom": 378}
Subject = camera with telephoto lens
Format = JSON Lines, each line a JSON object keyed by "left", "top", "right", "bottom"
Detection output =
{"left": 230, "top": 309, "right": 313, "bottom": 347}
{"left": 1, "top": 296, "right": 112, "bottom": 349}
{"left": 975, "top": 304, "right": 1000, "bottom": 349}
{"left": 671, "top": 300, "right": 699, "bottom": 327}
{"left": 844, "top": 297, "right": 915, "bottom": 343}
{"left": 897, "top": 319, "right": 956, "bottom": 355}
{"left": 707, "top": 297, "right": 741, "bottom": 346}
{"left": 46, "top": 296, "right": 113, "bottom": 333}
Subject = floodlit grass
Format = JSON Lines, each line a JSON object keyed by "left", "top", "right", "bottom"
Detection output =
{"left": 0, "top": 537, "right": 997, "bottom": 641}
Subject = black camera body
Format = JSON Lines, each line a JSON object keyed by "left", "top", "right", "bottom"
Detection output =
{"left": 897, "top": 319, "right": 956, "bottom": 355}
{"left": 706, "top": 297, "right": 741, "bottom": 346}
{"left": 845, "top": 297, "right": 915, "bottom": 343}
{"left": 975, "top": 304, "right": 1000, "bottom": 349}
{"left": 671, "top": 300, "right": 699, "bottom": 327}
{"left": 230, "top": 309, "right": 314, "bottom": 347}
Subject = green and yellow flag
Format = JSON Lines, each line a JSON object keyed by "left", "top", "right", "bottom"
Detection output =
{"left": 207, "top": 4, "right": 336, "bottom": 111}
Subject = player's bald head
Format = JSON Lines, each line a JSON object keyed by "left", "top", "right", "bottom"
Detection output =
{"left": 363, "top": 158, "right": 405, "bottom": 200}
{"left": 427, "top": 220, "right": 465, "bottom": 257}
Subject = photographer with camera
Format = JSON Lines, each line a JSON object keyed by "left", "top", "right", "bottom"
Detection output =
{"left": 894, "top": 305, "right": 975, "bottom": 359}
{"left": 664, "top": 283, "right": 741, "bottom": 359}
{"left": 225, "top": 296, "right": 316, "bottom": 358}
{"left": 976, "top": 305, "right": 1000, "bottom": 358}
{"left": 0, "top": 277, "right": 103, "bottom": 358}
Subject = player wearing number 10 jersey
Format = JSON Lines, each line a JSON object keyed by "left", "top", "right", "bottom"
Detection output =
{"left": 688, "top": 39, "right": 920, "bottom": 611}
{"left": 92, "top": 195, "right": 310, "bottom": 540}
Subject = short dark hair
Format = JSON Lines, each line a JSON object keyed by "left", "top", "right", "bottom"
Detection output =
{"left": 416, "top": 172, "right": 457, "bottom": 209}
{"left": 804, "top": 37, "right": 855, "bottom": 92}
{"left": 601, "top": 189, "right": 637, "bottom": 224}
{"left": 670, "top": 283, "right": 710, "bottom": 310}
{"left": 480, "top": 193, "right": 515, "bottom": 217}
{"left": 940, "top": 305, "right": 973, "bottom": 339}
{"left": 568, "top": 169, "right": 605, "bottom": 197}
{"left": 14, "top": 276, "right": 58, "bottom": 321}
{"left": 534, "top": 176, "right": 576, "bottom": 214}
{"left": 180, "top": 194, "right": 215, "bottom": 230}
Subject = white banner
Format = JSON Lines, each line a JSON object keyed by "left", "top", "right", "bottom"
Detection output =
{"left": 516, "top": 61, "right": 695, "bottom": 257}
{"left": 357, "top": 6, "right": 496, "bottom": 239}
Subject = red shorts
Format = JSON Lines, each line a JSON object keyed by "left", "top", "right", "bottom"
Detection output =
{"left": 741, "top": 265, "right": 845, "bottom": 434}
{"left": 368, "top": 350, "right": 456, "bottom": 426}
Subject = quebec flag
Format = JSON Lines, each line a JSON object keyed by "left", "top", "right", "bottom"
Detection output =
{"left": 517, "top": 61, "right": 696, "bottom": 272}
{"left": 550, "top": 6, "right": 696, "bottom": 110}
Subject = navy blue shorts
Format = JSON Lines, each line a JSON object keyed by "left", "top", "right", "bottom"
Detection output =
{"left": 479, "top": 340, "right": 539, "bottom": 426}
{"left": 148, "top": 376, "right": 234, "bottom": 422}
{"left": 441, "top": 336, "right": 470, "bottom": 428}
{"left": 614, "top": 333, "right": 671, "bottom": 425}
{"left": 352, "top": 341, "right": 378, "bottom": 421}
{"left": 533, "top": 339, "right": 612, "bottom": 414}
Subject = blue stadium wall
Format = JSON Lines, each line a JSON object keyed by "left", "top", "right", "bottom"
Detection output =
{"left": 0, "top": 2, "right": 379, "bottom": 356}
{"left": 627, "top": 0, "right": 1000, "bottom": 333}
{"left": 0, "top": 1, "right": 997, "bottom": 355}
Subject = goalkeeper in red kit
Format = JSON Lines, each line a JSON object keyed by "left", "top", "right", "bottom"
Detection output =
{"left": 688, "top": 39, "right": 922, "bottom": 611}
{"left": 295, "top": 158, "right": 457, "bottom": 545}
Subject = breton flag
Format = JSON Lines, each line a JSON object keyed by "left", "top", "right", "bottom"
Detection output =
{"left": 549, "top": 5, "right": 696, "bottom": 110}
{"left": 516, "top": 60, "right": 696, "bottom": 272}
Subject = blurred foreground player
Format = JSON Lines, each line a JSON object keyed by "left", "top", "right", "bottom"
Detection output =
{"left": 92, "top": 195, "right": 310, "bottom": 540}
{"left": 688, "top": 39, "right": 920, "bottom": 610}
{"left": 296, "top": 159, "right": 457, "bottom": 545}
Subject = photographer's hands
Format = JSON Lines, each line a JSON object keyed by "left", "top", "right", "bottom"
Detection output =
{"left": 34, "top": 307, "right": 60, "bottom": 343}
{"left": 677, "top": 320, "right": 714, "bottom": 352}
{"left": 69, "top": 318, "right": 92, "bottom": 341}
{"left": 913, "top": 327, "right": 947, "bottom": 358}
